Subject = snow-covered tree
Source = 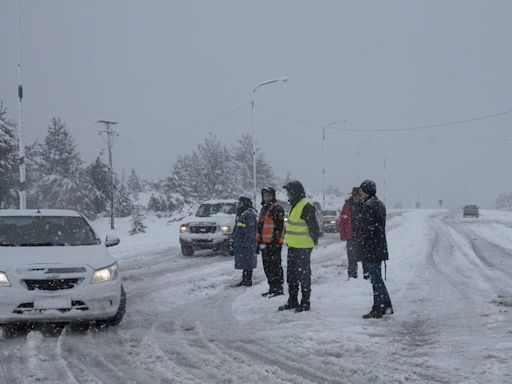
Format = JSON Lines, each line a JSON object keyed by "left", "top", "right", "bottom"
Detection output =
{"left": 0, "top": 103, "right": 18, "bottom": 208}
{"left": 115, "top": 182, "right": 134, "bottom": 217}
{"left": 496, "top": 192, "right": 512, "bottom": 211}
{"left": 129, "top": 205, "right": 147, "bottom": 235}
{"left": 233, "top": 134, "right": 275, "bottom": 194}
{"left": 31, "top": 118, "right": 84, "bottom": 209}
{"left": 127, "top": 168, "right": 144, "bottom": 194}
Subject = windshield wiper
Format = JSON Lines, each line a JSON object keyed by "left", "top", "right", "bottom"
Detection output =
{"left": 18, "top": 242, "right": 67, "bottom": 246}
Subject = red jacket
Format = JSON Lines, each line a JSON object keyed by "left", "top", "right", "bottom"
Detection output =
{"left": 338, "top": 200, "right": 352, "bottom": 241}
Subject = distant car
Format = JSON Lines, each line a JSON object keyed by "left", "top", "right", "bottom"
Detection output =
{"left": 179, "top": 200, "right": 237, "bottom": 256}
{"left": 322, "top": 209, "right": 339, "bottom": 233}
{"left": 0, "top": 209, "right": 125, "bottom": 327}
{"left": 463, "top": 204, "right": 479, "bottom": 218}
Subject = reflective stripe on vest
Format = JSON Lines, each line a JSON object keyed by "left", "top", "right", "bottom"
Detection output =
{"left": 236, "top": 222, "right": 247, "bottom": 228}
{"left": 256, "top": 208, "right": 284, "bottom": 244}
{"left": 284, "top": 198, "right": 314, "bottom": 248}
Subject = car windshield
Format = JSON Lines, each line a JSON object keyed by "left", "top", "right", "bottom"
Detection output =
{"left": 0, "top": 216, "right": 100, "bottom": 246}
{"left": 323, "top": 210, "right": 338, "bottom": 217}
{"left": 196, "top": 203, "right": 237, "bottom": 217}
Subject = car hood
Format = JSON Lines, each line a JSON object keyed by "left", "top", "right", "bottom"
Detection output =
{"left": 0, "top": 244, "right": 116, "bottom": 270}
{"left": 182, "top": 215, "right": 235, "bottom": 226}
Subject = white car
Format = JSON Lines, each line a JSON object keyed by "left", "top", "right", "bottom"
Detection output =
{"left": 179, "top": 200, "right": 237, "bottom": 256}
{"left": 0, "top": 209, "right": 125, "bottom": 326}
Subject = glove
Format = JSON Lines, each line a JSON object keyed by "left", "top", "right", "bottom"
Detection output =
{"left": 228, "top": 246, "right": 234, "bottom": 256}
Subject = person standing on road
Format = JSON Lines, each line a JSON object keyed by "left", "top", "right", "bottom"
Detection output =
{"left": 230, "top": 196, "right": 258, "bottom": 287}
{"left": 359, "top": 179, "right": 393, "bottom": 319}
{"left": 339, "top": 187, "right": 368, "bottom": 280}
{"left": 278, "top": 181, "right": 319, "bottom": 313}
{"left": 257, "top": 187, "right": 285, "bottom": 297}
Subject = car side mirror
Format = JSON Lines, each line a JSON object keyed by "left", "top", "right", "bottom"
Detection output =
{"left": 105, "top": 235, "right": 120, "bottom": 247}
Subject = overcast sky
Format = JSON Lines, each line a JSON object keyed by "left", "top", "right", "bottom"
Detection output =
{"left": 1, "top": 0, "right": 511, "bottom": 209}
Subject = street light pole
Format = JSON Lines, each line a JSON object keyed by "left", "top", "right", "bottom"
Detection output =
{"left": 16, "top": 0, "right": 26, "bottom": 209}
{"left": 251, "top": 77, "right": 288, "bottom": 203}
{"left": 322, "top": 120, "right": 345, "bottom": 209}
{"left": 356, "top": 139, "right": 374, "bottom": 182}
{"left": 383, "top": 153, "right": 399, "bottom": 205}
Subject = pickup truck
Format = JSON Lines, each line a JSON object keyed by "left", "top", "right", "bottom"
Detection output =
{"left": 179, "top": 200, "right": 238, "bottom": 256}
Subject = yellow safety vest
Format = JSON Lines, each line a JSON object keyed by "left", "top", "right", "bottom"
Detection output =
{"left": 284, "top": 198, "right": 315, "bottom": 248}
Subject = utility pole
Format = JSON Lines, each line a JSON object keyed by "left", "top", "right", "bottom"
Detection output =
{"left": 98, "top": 120, "right": 118, "bottom": 230}
{"left": 16, "top": 0, "right": 26, "bottom": 209}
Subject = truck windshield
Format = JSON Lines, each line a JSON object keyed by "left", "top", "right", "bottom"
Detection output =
{"left": 0, "top": 216, "right": 100, "bottom": 246}
{"left": 196, "top": 203, "right": 237, "bottom": 217}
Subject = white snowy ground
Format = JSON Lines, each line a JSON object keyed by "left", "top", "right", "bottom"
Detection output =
{"left": 1, "top": 209, "right": 511, "bottom": 383}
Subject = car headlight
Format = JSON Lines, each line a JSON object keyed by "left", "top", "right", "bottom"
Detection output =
{"left": 220, "top": 225, "right": 231, "bottom": 234}
{"left": 284, "top": 217, "right": 288, "bottom": 222}
{"left": 0, "top": 272, "right": 10, "bottom": 287}
{"left": 330, "top": 220, "right": 336, "bottom": 224}
{"left": 180, "top": 224, "right": 189, "bottom": 233}
{"left": 92, "top": 263, "right": 118, "bottom": 284}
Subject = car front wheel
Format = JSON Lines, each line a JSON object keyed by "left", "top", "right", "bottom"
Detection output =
{"left": 98, "top": 285, "right": 126, "bottom": 327}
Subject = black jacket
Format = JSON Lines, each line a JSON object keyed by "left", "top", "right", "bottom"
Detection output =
{"left": 360, "top": 195, "right": 388, "bottom": 262}
{"left": 347, "top": 196, "right": 363, "bottom": 241}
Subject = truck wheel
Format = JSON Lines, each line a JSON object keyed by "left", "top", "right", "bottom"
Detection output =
{"left": 181, "top": 244, "right": 194, "bottom": 256}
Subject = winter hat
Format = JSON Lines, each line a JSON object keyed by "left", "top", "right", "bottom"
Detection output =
{"left": 261, "top": 187, "right": 276, "bottom": 202}
{"left": 360, "top": 179, "right": 376, "bottom": 196}
{"left": 283, "top": 180, "right": 306, "bottom": 198}
{"left": 238, "top": 196, "right": 253, "bottom": 208}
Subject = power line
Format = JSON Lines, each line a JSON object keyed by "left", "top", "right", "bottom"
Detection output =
{"left": 257, "top": 105, "right": 512, "bottom": 133}
{"left": 117, "top": 103, "right": 248, "bottom": 160}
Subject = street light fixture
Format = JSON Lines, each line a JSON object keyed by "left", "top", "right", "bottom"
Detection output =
{"left": 322, "top": 119, "right": 346, "bottom": 208}
{"left": 356, "top": 139, "right": 375, "bottom": 182}
{"left": 251, "top": 77, "right": 288, "bottom": 203}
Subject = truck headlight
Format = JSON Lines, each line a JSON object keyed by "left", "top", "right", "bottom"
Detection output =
{"left": 92, "top": 263, "right": 118, "bottom": 284}
{"left": 220, "top": 225, "right": 231, "bottom": 234}
{"left": 0, "top": 272, "right": 10, "bottom": 287}
{"left": 180, "top": 224, "right": 189, "bottom": 233}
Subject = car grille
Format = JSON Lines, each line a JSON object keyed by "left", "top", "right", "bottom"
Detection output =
{"left": 189, "top": 225, "right": 216, "bottom": 234}
{"left": 13, "top": 301, "right": 89, "bottom": 314}
{"left": 22, "top": 278, "right": 84, "bottom": 291}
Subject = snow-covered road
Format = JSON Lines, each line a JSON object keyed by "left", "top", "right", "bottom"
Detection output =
{"left": 1, "top": 210, "right": 511, "bottom": 383}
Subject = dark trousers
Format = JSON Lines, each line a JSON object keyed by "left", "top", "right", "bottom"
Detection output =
{"left": 347, "top": 240, "right": 368, "bottom": 278}
{"left": 367, "top": 261, "right": 392, "bottom": 312}
{"left": 262, "top": 245, "right": 284, "bottom": 292}
{"left": 287, "top": 247, "right": 312, "bottom": 305}
{"left": 242, "top": 269, "right": 252, "bottom": 284}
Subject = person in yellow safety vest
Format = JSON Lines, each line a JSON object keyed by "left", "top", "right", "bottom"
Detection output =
{"left": 278, "top": 180, "right": 320, "bottom": 313}
{"left": 256, "top": 187, "right": 285, "bottom": 298}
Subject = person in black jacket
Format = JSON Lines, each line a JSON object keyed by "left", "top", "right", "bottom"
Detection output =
{"left": 359, "top": 179, "right": 393, "bottom": 319}
{"left": 257, "top": 187, "right": 285, "bottom": 297}
{"left": 278, "top": 180, "right": 320, "bottom": 313}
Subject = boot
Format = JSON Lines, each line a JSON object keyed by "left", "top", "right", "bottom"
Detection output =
{"left": 295, "top": 301, "right": 310, "bottom": 313}
{"left": 362, "top": 309, "right": 383, "bottom": 319}
{"left": 383, "top": 306, "right": 394, "bottom": 315}
{"left": 278, "top": 291, "right": 299, "bottom": 311}
{"left": 261, "top": 289, "right": 272, "bottom": 297}
{"left": 244, "top": 270, "right": 253, "bottom": 286}
{"left": 267, "top": 289, "right": 283, "bottom": 298}
{"left": 278, "top": 301, "right": 299, "bottom": 311}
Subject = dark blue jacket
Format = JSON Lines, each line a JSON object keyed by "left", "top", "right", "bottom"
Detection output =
{"left": 232, "top": 207, "right": 257, "bottom": 270}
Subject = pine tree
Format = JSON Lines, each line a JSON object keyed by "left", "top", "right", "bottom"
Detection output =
{"left": 32, "top": 118, "right": 84, "bottom": 209}
{"left": 115, "top": 182, "right": 134, "bottom": 217}
{"left": 0, "top": 103, "right": 18, "bottom": 208}
{"left": 129, "top": 205, "right": 147, "bottom": 235}
{"left": 233, "top": 134, "right": 275, "bottom": 193}
{"left": 127, "top": 168, "right": 144, "bottom": 194}
{"left": 78, "top": 155, "right": 112, "bottom": 216}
